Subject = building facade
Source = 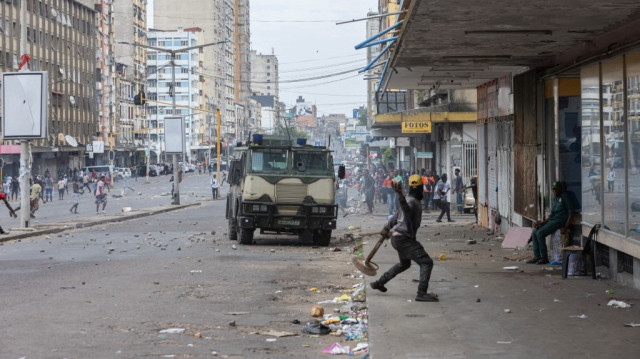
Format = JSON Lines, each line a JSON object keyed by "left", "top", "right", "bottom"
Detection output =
{"left": 154, "top": 0, "right": 238, "bottom": 152}
{"left": 146, "top": 28, "right": 204, "bottom": 163}
{"left": 0, "top": 0, "right": 97, "bottom": 177}
{"left": 113, "top": 0, "right": 146, "bottom": 167}
{"left": 374, "top": 0, "right": 640, "bottom": 288}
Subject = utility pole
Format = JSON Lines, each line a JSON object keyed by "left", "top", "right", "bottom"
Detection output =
{"left": 216, "top": 109, "right": 221, "bottom": 182}
{"left": 19, "top": 0, "right": 30, "bottom": 228}
{"left": 119, "top": 39, "right": 227, "bottom": 205}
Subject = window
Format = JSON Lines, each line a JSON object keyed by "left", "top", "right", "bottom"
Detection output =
{"left": 250, "top": 150, "right": 287, "bottom": 173}
{"left": 293, "top": 151, "right": 329, "bottom": 175}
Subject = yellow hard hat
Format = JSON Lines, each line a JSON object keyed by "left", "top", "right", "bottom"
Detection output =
{"left": 409, "top": 174, "right": 422, "bottom": 187}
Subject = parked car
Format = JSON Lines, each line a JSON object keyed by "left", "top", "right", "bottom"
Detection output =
{"left": 136, "top": 165, "right": 157, "bottom": 177}
{"left": 115, "top": 167, "right": 131, "bottom": 179}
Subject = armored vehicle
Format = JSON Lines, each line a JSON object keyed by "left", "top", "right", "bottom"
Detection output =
{"left": 225, "top": 135, "right": 338, "bottom": 246}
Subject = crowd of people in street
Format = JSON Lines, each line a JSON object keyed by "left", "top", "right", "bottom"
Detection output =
{"left": 334, "top": 164, "right": 474, "bottom": 221}
{"left": 0, "top": 160, "right": 223, "bottom": 234}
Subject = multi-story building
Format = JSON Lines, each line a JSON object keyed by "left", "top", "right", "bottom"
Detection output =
{"left": 234, "top": 0, "right": 252, "bottom": 140}
{"left": 146, "top": 28, "right": 204, "bottom": 163}
{"left": 0, "top": 0, "right": 97, "bottom": 176}
{"left": 91, "top": 0, "right": 116, "bottom": 163}
{"left": 250, "top": 49, "right": 278, "bottom": 98}
{"left": 113, "top": 0, "right": 146, "bottom": 167}
{"left": 154, "top": 0, "right": 239, "bottom": 151}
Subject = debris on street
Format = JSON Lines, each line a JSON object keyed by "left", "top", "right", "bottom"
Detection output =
{"left": 607, "top": 300, "right": 631, "bottom": 309}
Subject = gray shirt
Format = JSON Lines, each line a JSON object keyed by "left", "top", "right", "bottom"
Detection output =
{"left": 384, "top": 195, "right": 422, "bottom": 240}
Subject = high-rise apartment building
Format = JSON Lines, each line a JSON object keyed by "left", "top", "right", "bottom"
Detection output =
{"left": 234, "top": 0, "right": 251, "bottom": 140}
{"left": 113, "top": 0, "right": 146, "bottom": 166}
{"left": 250, "top": 50, "right": 278, "bottom": 98}
{"left": 146, "top": 28, "right": 204, "bottom": 163}
{"left": 154, "top": 0, "right": 241, "bottom": 148}
{"left": 0, "top": 0, "right": 97, "bottom": 175}
{"left": 91, "top": 0, "right": 116, "bottom": 160}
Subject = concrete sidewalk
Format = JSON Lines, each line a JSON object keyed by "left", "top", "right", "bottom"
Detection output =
{"left": 364, "top": 215, "right": 640, "bottom": 358}
{"left": 0, "top": 202, "right": 200, "bottom": 243}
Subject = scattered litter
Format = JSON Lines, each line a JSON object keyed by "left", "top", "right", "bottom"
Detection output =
{"left": 497, "top": 341, "right": 512, "bottom": 344}
{"left": 353, "top": 343, "right": 368, "bottom": 352}
{"left": 266, "top": 338, "right": 277, "bottom": 342}
{"left": 439, "top": 254, "right": 447, "bottom": 260}
{"left": 121, "top": 207, "right": 132, "bottom": 213}
{"left": 60, "top": 286, "right": 76, "bottom": 290}
{"left": 474, "top": 285, "right": 479, "bottom": 288}
{"left": 159, "top": 328, "right": 185, "bottom": 334}
{"left": 190, "top": 270, "right": 202, "bottom": 274}
{"left": 232, "top": 244, "right": 237, "bottom": 250}
{"left": 225, "top": 312, "right": 249, "bottom": 315}
{"left": 570, "top": 314, "right": 588, "bottom": 319}
{"left": 624, "top": 323, "right": 640, "bottom": 327}
{"left": 194, "top": 332, "right": 201, "bottom": 338}
{"left": 311, "top": 305, "right": 324, "bottom": 317}
{"left": 553, "top": 298, "right": 562, "bottom": 303}
{"left": 309, "top": 287, "right": 318, "bottom": 292}
{"left": 301, "top": 322, "right": 331, "bottom": 335}
{"left": 323, "top": 342, "right": 349, "bottom": 355}
{"left": 466, "top": 239, "right": 477, "bottom": 245}
{"left": 261, "top": 330, "right": 296, "bottom": 337}
{"left": 275, "top": 290, "right": 283, "bottom": 294}
{"left": 607, "top": 300, "right": 631, "bottom": 309}
{"left": 606, "top": 289, "right": 614, "bottom": 295}
{"left": 503, "top": 266, "right": 519, "bottom": 271}
{"left": 504, "top": 309, "right": 511, "bottom": 313}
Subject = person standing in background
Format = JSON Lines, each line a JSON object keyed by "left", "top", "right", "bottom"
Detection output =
{"left": 211, "top": 174, "right": 220, "bottom": 200}
{"left": 606, "top": 165, "right": 615, "bottom": 193}
{"left": 57, "top": 177, "right": 66, "bottom": 200}
{"left": 44, "top": 175, "right": 53, "bottom": 203}
{"left": 10, "top": 177, "right": 19, "bottom": 202}
{"left": 433, "top": 174, "right": 453, "bottom": 223}
{"left": 453, "top": 168, "right": 464, "bottom": 214}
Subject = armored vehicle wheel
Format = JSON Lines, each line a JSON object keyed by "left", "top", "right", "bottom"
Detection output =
{"left": 228, "top": 217, "right": 238, "bottom": 241}
{"left": 239, "top": 228, "right": 254, "bottom": 245}
{"left": 313, "top": 229, "right": 332, "bottom": 247}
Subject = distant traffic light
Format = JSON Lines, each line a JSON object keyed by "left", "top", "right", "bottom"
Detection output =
{"left": 134, "top": 91, "right": 146, "bottom": 106}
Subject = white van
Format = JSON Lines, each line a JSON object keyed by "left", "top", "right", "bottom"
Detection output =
{"left": 81, "top": 165, "right": 115, "bottom": 179}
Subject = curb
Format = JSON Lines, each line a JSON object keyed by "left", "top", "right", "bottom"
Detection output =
{"left": 0, "top": 202, "right": 201, "bottom": 242}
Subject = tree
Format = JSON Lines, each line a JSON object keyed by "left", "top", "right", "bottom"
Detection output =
{"left": 382, "top": 147, "right": 395, "bottom": 167}
{"left": 358, "top": 106, "right": 367, "bottom": 126}
{"left": 274, "top": 122, "right": 309, "bottom": 140}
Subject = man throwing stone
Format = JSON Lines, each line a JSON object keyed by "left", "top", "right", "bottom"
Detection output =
{"left": 370, "top": 174, "right": 438, "bottom": 302}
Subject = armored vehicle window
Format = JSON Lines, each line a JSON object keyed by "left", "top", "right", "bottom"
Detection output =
{"left": 293, "top": 151, "right": 330, "bottom": 175}
{"left": 250, "top": 150, "right": 287, "bottom": 173}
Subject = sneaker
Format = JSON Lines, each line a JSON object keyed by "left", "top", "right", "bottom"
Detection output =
{"left": 436, "top": 219, "right": 442, "bottom": 223}
{"left": 536, "top": 258, "right": 550, "bottom": 265}
{"left": 370, "top": 281, "right": 387, "bottom": 293}
{"left": 102, "top": 210, "right": 106, "bottom": 214}
{"left": 525, "top": 257, "right": 541, "bottom": 264}
{"left": 415, "top": 293, "right": 439, "bottom": 302}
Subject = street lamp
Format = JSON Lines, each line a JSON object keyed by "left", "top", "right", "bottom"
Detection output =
{"left": 119, "top": 39, "right": 227, "bottom": 205}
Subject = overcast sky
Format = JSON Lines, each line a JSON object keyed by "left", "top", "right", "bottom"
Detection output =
{"left": 149, "top": 1, "right": 378, "bottom": 118}
{"left": 250, "top": 0, "right": 378, "bottom": 118}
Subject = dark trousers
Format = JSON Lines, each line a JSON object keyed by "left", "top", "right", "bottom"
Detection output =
{"left": 435, "top": 199, "right": 451, "bottom": 221}
{"left": 531, "top": 220, "right": 563, "bottom": 259}
{"left": 378, "top": 236, "right": 434, "bottom": 295}
{"left": 423, "top": 192, "right": 431, "bottom": 210}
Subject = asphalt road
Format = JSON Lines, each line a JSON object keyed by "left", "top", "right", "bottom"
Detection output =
{"left": 0, "top": 174, "right": 366, "bottom": 358}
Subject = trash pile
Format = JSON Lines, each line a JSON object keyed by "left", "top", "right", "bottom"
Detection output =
{"left": 301, "top": 283, "right": 369, "bottom": 357}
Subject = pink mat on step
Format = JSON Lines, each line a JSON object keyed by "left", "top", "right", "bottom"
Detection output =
{"left": 501, "top": 227, "right": 532, "bottom": 249}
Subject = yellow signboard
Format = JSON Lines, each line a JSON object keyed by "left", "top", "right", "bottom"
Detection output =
{"left": 402, "top": 120, "right": 431, "bottom": 133}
